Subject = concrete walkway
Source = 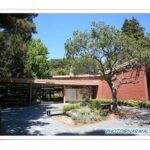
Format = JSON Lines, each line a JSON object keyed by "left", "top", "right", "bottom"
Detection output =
{"left": 1, "top": 104, "right": 150, "bottom": 136}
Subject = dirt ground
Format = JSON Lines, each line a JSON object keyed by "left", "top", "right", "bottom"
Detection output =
{"left": 52, "top": 110, "right": 136, "bottom": 127}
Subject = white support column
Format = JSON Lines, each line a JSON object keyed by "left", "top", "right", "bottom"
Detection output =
{"left": 29, "top": 83, "right": 32, "bottom": 105}
{"left": 63, "top": 86, "right": 66, "bottom": 104}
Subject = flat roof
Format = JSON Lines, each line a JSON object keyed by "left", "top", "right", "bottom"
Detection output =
{"left": 0, "top": 78, "right": 100, "bottom": 86}
{"left": 53, "top": 74, "right": 101, "bottom": 78}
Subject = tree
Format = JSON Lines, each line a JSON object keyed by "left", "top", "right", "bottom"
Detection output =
{"left": 0, "top": 14, "right": 37, "bottom": 78}
{"left": 48, "top": 56, "right": 100, "bottom": 76}
{"left": 122, "top": 17, "right": 150, "bottom": 55}
{"left": 0, "top": 14, "right": 37, "bottom": 40}
{"left": 65, "top": 22, "right": 149, "bottom": 111}
{"left": 121, "top": 17, "right": 145, "bottom": 40}
{"left": 48, "top": 58, "right": 71, "bottom": 76}
{"left": 0, "top": 33, "right": 29, "bottom": 77}
{"left": 71, "top": 55, "right": 100, "bottom": 75}
{"left": 26, "top": 39, "right": 49, "bottom": 79}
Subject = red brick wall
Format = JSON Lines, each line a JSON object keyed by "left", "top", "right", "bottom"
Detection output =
{"left": 53, "top": 69, "right": 149, "bottom": 101}
{"left": 96, "top": 69, "right": 149, "bottom": 102}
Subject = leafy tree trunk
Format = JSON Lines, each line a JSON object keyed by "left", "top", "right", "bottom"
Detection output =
{"left": 108, "top": 81, "right": 118, "bottom": 111}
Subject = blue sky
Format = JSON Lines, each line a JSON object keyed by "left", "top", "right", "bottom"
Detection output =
{"left": 32, "top": 13, "right": 150, "bottom": 59}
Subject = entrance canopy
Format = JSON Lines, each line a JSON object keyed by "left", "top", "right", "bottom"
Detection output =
{"left": 0, "top": 78, "right": 100, "bottom": 86}
{"left": 0, "top": 76, "right": 100, "bottom": 105}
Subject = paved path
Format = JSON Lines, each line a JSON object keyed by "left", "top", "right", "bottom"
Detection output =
{"left": 1, "top": 104, "right": 150, "bottom": 136}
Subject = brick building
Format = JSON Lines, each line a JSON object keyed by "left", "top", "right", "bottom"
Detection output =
{"left": 0, "top": 69, "right": 150, "bottom": 106}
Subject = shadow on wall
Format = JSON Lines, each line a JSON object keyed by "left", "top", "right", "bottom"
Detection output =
{"left": 0, "top": 104, "right": 54, "bottom": 135}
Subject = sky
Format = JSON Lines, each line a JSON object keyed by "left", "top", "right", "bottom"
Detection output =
{"left": 32, "top": 13, "right": 150, "bottom": 59}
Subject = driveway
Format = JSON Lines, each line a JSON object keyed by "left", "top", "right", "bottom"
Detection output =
{"left": 1, "top": 103, "right": 150, "bottom": 136}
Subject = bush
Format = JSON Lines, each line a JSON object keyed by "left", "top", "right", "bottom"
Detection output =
{"left": 66, "top": 106, "right": 106, "bottom": 123}
{"left": 68, "top": 100, "right": 82, "bottom": 104}
{"left": 80, "top": 100, "right": 92, "bottom": 107}
{"left": 146, "top": 103, "right": 150, "bottom": 109}
{"left": 63, "top": 104, "right": 79, "bottom": 113}
{"left": 126, "top": 100, "right": 140, "bottom": 107}
{"left": 118, "top": 100, "right": 140, "bottom": 107}
{"left": 138, "top": 101, "right": 150, "bottom": 109}
{"left": 67, "top": 98, "right": 150, "bottom": 110}
{"left": 76, "top": 112, "right": 102, "bottom": 123}
{"left": 91, "top": 99, "right": 148, "bottom": 108}
{"left": 90, "top": 99, "right": 112, "bottom": 110}
{"left": 79, "top": 106, "right": 91, "bottom": 115}
{"left": 90, "top": 99, "right": 150, "bottom": 109}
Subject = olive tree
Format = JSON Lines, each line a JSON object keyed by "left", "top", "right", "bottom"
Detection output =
{"left": 65, "top": 22, "right": 149, "bottom": 111}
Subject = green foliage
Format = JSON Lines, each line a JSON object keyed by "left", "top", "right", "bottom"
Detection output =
{"left": 68, "top": 100, "right": 82, "bottom": 104}
{"left": 68, "top": 99, "right": 150, "bottom": 109}
{"left": 0, "top": 14, "right": 37, "bottom": 40}
{"left": 0, "top": 33, "right": 29, "bottom": 77}
{"left": 66, "top": 106, "right": 107, "bottom": 123}
{"left": 92, "top": 99, "right": 150, "bottom": 109}
{"left": 76, "top": 109, "right": 104, "bottom": 122}
{"left": 145, "top": 103, "right": 150, "bottom": 109}
{"left": 0, "top": 14, "right": 37, "bottom": 78}
{"left": 69, "top": 99, "right": 112, "bottom": 109}
{"left": 90, "top": 99, "right": 112, "bottom": 110}
{"left": 65, "top": 21, "right": 141, "bottom": 75}
{"left": 117, "top": 100, "right": 139, "bottom": 107}
{"left": 26, "top": 39, "right": 50, "bottom": 79}
{"left": 79, "top": 106, "right": 91, "bottom": 115}
{"left": 48, "top": 58, "right": 71, "bottom": 76}
{"left": 63, "top": 104, "right": 79, "bottom": 113}
{"left": 71, "top": 55, "right": 100, "bottom": 75}
{"left": 122, "top": 17, "right": 150, "bottom": 68}
{"left": 121, "top": 17, "right": 145, "bottom": 41}
{"left": 138, "top": 101, "right": 150, "bottom": 109}
{"left": 65, "top": 21, "right": 150, "bottom": 110}
{"left": 80, "top": 100, "right": 91, "bottom": 107}
{"left": 48, "top": 55, "right": 100, "bottom": 76}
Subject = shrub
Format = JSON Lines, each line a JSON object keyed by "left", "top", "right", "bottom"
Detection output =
{"left": 91, "top": 100, "right": 99, "bottom": 110}
{"left": 79, "top": 106, "right": 91, "bottom": 115}
{"left": 127, "top": 100, "right": 141, "bottom": 107}
{"left": 76, "top": 112, "right": 102, "bottom": 123}
{"left": 90, "top": 99, "right": 112, "bottom": 110}
{"left": 67, "top": 98, "right": 150, "bottom": 110}
{"left": 80, "top": 100, "right": 92, "bottom": 107}
{"left": 63, "top": 104, "right": 79, "bottom": 113}
{"left": 65, "top": 104, "right": 108, "bottom": 123}
{"left": 138, "top": 101, "right": 150, "bottom": 109}
{"left": 90, "top": 99, "right": 150, "bottom": 109}
{"left": 118, "top": 100, "right": 140, "bottom": 107}
{"left": 146, "top": 103, "right": 150, "bottom": 109}
{"left": 68, "top": 100, "right": 82, "bottom": 104}
{"left": 68, "top": 99, "right": 112, "bottom": 109}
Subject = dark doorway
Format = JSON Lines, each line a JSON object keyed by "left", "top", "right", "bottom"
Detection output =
{"left": 40, "top": 86, "right": 64, "bottom": 103}
{"left": 92, "top": 86, "right": 98, "bottom": 99}
{"left": 147, "top": 72, "right": 150, "bottom": 100}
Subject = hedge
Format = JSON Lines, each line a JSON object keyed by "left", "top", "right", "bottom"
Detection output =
{"left": 67, "top": 100, "right": 83, "bottom": 104}
{"left": 63, "top": 104, "right": 80, "bottom": 113}
{"left": 68, "top": 98, "right": 150, "bottom": 109}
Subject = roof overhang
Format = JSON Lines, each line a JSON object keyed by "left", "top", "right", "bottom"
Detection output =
{"left": 0, "top": 78, "right": 99, "bottom": 86}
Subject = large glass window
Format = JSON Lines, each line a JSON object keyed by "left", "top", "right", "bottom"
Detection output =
{"left": 0, "top": 83, "right": 30, "bottom": 107}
